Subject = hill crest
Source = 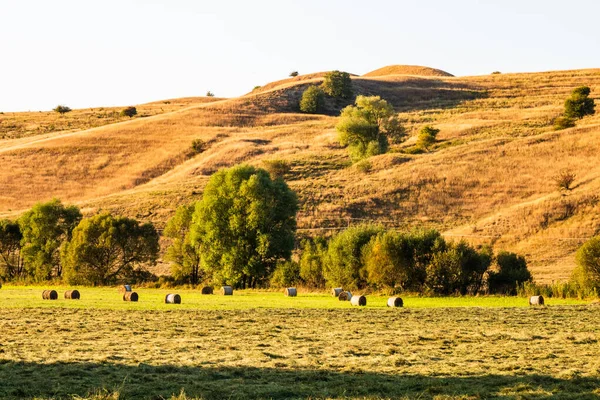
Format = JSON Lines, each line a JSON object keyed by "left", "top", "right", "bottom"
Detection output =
{"left": 363, "top": 65, "right": 454, "bottom": 77}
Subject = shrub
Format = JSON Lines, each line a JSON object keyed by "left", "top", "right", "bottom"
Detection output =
{"left": 261, "top": 159, "right": 291, "bottom": 180}
{"left": 415, "top": 126, "right": 440, "bottom": 151}
{"left": 289, "top": 71, "right": 299, "bottom": 77}
{"left": 553, "top": 169, "right": 576, "bottom": 190}
{"left": 270, "top": 260, "right": 300, "bottom": 287}
{"left": 323, "top": 224, "right": 384, "bottom": 289}
{"left": 564, "top": 86, "right": 595, "bottom": 119}
{"left": 53, "top": 105, "right": 71, "bottom": 114}
{"left": 206, "top": 91, "right": 215, "bottom": 97}
{"left": 321, "top": 70, "right": 353, "bottom": 99}
{"left": 336, "top": 95, "right": 404, "bottom": 161}
{"left": 553, "top": 115, "right": 575, "bottom": 130}
{"left": 355, "top": 160, "right": 372, "bottom": 173}
{"left": 488, "top": 251, "right": 532, "bottom": 294}
{"left": 190, "top": 139, "right": 207, "bottom": 154}
{"left": 120, "top": 106, "right": 137, "bottom": 118}
{"left": 575, "top": 236, "right": 600, "bottom": 291}
{"left": 299, "top": 238, "right": 327, "bottom": 288}
{"left": 299, "top": 86, "right": 325, "bottom": 114}
{"left": 491, "top": 71, "right": 501, "bottom": 75}
{"left": 253, "top": 86, "right": 262, "bottom": 91}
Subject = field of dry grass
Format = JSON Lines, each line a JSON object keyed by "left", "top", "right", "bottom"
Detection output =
{"left": 1, "top": 67, "right": 599, "bottom": 282}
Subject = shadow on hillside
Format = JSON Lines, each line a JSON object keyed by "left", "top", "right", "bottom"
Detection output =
{"left": 241, "top": 77, "right": 487, "bottom": 116}
{"left": 0, "top": 361, "right": 597, "bottom": 399}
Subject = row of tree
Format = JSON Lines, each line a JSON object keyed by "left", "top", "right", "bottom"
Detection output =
{"left": 272, "top": 225, "right": 532, "bottom": 295}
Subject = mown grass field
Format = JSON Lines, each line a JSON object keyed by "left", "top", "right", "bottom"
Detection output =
{"left": 1, "top": 287, "right": 598, "bottom": 399}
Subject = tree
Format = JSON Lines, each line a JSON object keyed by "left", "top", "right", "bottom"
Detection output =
{"left": 289, "top": 71, "right": 299, "bottom": 77}
{"left": 363, "top": 230, "right": 415, "bottom": 292}
{"left": 62, "top": 213, "right": 159, "bottom": 285}
{"left": 564, "top": 86, "right": 595, "bottom": 119}
{"left": 19, "top": 199, "right": 81, "bottom": 280}
{"left": 299, "top": 237, "right": 327, "bottom": 288}
{"left": 120, "top": 106, "right": 137, "bottom": 118}
{"left": 270, "top": 260, "right": 300, "bottom": 287}
{"left": 299, "top": 85, "right": 325, "bottom": 114}
{"left": 0, "top": 220, "right": 23, "bottom": 280}
{"left": 164, "top": 204, "right": 202, "bottom": 284}
{"left": 206, "top": 91, "right": 215, "bottom": 97}
{"left": 323, "top": 224, "right": 383, "bottom": 289}
{"left": 416, "top": 125, "right": 440, "bottom": 151}
{"left": 336, "top": 95, "right": 404, "bottom": 161}
{"left": 488, "top": 251, "right": 532, "bottom": 294}
{"left": 53, "top": 105, "right": 71, "bottom": 114}
{"left": 321, "top": 70, "right": 353, "bottom": 99}
{"left": 575, "top": 236, "right": 600, "bottom": 290}
{"left": 190, "top": 164, "right": 298, "bottom": 288}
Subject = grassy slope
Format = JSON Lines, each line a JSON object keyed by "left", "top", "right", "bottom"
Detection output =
{"left": 1, "top": 68, "right": 600, "bottom": 282}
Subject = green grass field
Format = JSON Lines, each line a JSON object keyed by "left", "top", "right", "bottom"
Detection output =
{"left": 1, "top": 287, "right": 599, "bottom": 399}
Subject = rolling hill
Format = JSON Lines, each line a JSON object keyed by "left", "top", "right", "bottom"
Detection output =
{"left": 1, "top": 66, "right": 599, "bottom": 282}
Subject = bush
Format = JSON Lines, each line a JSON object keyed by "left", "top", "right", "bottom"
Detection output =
{"left": 553, "top": 115, "right": 575, "bottom": 130}
{"left": 261, "top": 159, "right": 291, "bottom": 180}
{"left": 190, "top": 139, "right": 208, "bottom": 154}
{"left": 575, "top": 236, "right": 600, "bottom": 291}
{"left": 553, "top": 169, "right": 576, "bottom": 190}
{"left": 491, "top": 71, "right": 501, "bottom": 75}
{"left": 299, "top": 238, "right": 327, "bottom": 288}
{"left": 323, "top": 224, "right": 384, "bottom": 289}
{"left": 321, "top": 70, "right": 353, "bottom": 99}
{"left": 564, "top": 86, "right": 595, "bottom": 119}
{"left": 355, "top": 160, "right": 372, "bottom": 173}
{"left": 416, "top": 126, "right": 440, "bottom": 151}
{"left": 299, "top": 86, "right": 325, "bottom": 114}
{"left": 289, "top": 71, "right": 299, "bottom": 77}
{"left": 336, "top": 95, "right": 404, "bottom": 161}
{"left": 53, "top": 105, "right": 71, "bottom": 114}
{"left": 206, "top": 91, "right": 215, "bottom": 97}
{"left": 488, "top": 251, "right": 532, "bottom": 294}
{"left": 270, "top": 260, "right": 300, "bottom": 288}
{"left": 120, "top": 106, "right": 137, "bottom": 118}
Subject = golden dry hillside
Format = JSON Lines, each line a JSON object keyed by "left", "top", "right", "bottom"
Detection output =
{"left": 363, "top": 65, "right": 454, "bottom": 77}
{"left": 1, "top": 67, "right": 599, "bottom": 282}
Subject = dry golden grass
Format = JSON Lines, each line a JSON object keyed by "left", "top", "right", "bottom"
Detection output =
{"left": 363, "top": 64, "right": 454, "bottom": 77}
{"left": 1, "top": 67, "right": 599, "bottom": 282}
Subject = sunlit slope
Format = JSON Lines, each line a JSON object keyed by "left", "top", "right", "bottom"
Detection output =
{"left": 1, "top": 68, "right": 599, "bottom": 282}
{"left": 363, "top": 64, "right": 454, "bottom": 77}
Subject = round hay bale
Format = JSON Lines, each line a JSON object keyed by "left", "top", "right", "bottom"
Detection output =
{"left": 221, "top": 286, "right": 233, "bottom": 296}
{"left": 350, "top": 295, "right": 367, "bottom": 306}
{"left": 119, "top": 285, "right": 132, "bottom": 293}
{"left": 42, "top": 290, "right": 58, "bottom": 300}
{"left": 284, "top": 287, "right": 297, "bottom": 297}
{"left": 529, "top": 295, "right": 545, "bottom": 306}
{"left": 387, "top": 297, "right": 403, "bottom": 307}
{"left": 123, "top": 291, "right": 138, "bottom": 302}
{"left": 332, "top": 287, "right": 343, "bottom": 297}
{"left": 201, "top": 286, "right": 213, "bottom": 295}
{"left": 64, "top": 290, "right": 81, "bottom": 300}
{"left": 165, "top": 293, "right": 182, "bottom": 304}
{"left": 338, "top": 291, "right": 352, "bottom": 301}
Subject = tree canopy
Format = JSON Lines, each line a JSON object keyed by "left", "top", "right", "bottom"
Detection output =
{"left": 164, "top": 203, "right": 202, "bottom": 284}
{"left": 564, "top": 86, "right": 595, "bottom": 119}
{"left": 62, "top": 213, "right": 159, "bottom": 285}
{"left": 190, "top": 164, "right": 298, "bottom": 288}
{"left": 0, "top": 220, "right": 23, "bottom": 280}
{"left": 321, "top": 70, "right": 353, "bottom": 99}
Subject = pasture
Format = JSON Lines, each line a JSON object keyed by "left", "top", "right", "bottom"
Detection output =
{"left": 0, "top": 287, "right": 598, "bottom": 399}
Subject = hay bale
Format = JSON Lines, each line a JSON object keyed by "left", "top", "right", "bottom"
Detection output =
{"left": 201, "top": 286, "right": 213, "bottom": 295}
{"left": 123, "top": 291, "right": 139, "bottom": 302}
{"left": 350, "top": 295, "right": 367, "bottom": 306}
{"left": 338, "top": 291, "right": 352, "bottom": 301}
{"left": 64, "top": 290, "right": 81, "bottom": 300}
{"left": 387, "top": 297, "right": 403, "bottom": 307}
{"left": 119, "top": 285, "right": 132, "bottom": 293}
{"left": 165, "top": 293, "right": 181, "bottom": 304}
{"left": 284, "top": 287, "right": 297, "bottom": 297}
{"left": 42, "top": 290, "right": 58, "bottom": 300}
{"left": 221, "top": 286, "right": 233, "bottom": 296}
{"left": 529, "top": 295, "right": 545, "bottom": 306}
{"left": 332, "top": 287, "right": 343, "bottom": 297}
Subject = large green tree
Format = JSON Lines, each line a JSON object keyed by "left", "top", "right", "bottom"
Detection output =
{"left": 321, "top": 70, "right": 353, "bottom": 99}
{"left": 336, "top": 95, "right": 404, "bottom": 161}
{"left": 0, "top": 220, "right": 23, "bottom": 280}
{"left": 164, "top": 203, "right": 202, "bottom": 284}
{"left": 19, "top": 199, "right": 82, "bottom": 280}
{"left": 61, "top": 213, "right": 159, "bottom": 285}
{"left": 190, "top": 164, "right": 298, "bottom": 288}
{"left": 564, "top": 86, "right": 595, "bottom": 119}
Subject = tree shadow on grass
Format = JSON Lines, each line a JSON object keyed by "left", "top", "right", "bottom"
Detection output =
{"left": 1, "top": 361, "right": 599, "bottom": 399}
